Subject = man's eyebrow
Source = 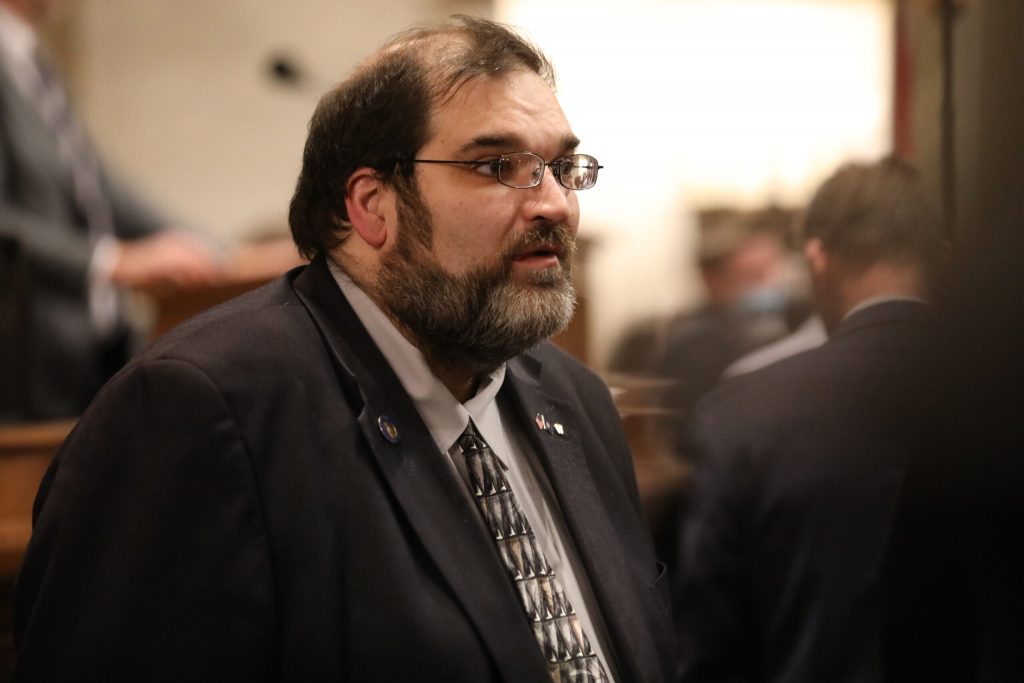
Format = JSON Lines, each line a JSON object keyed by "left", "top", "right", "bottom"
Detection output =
{"left": 456, "top": 133, "right": 582, "bottom": 156}
{"left": 457, "top": 134, "right": 524, "bottom": 155}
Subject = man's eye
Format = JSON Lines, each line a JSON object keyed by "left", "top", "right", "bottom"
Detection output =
{"left": 472, "top": 159, "right": 503, "bottom": 178}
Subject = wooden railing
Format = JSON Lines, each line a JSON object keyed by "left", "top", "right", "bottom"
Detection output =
{"left": 0, "top": 420, "right": 74, "bottom": 578}
{"left": 0, "top": 420, "right": 74, "bottom": 676}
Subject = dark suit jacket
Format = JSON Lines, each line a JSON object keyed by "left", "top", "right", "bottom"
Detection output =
{"left": 0, "top": 60, "right": 165, "bottom": 420}
{"left": 13, "top": 257, "right": 675, "bottom": 682}
{"left": 653, "top": 306, "right": 789, "bottom": 459}
{"left": 673, "top": 300, "right": 936, "bottom": 683}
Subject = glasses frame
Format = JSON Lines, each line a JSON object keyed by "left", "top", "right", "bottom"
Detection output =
{"left": 396, "top": 152, "right": 603, "bottom": 191}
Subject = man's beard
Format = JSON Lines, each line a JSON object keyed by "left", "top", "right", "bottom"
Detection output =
{"left": 374, "top": 190, "right": 577, "bottom": 374}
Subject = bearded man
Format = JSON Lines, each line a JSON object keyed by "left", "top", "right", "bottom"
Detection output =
{"left": 12, "top": 16, "right": 676, "bottom": 683}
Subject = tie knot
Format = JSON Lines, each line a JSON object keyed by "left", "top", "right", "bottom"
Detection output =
{"left": 458, "top": 427, "right": 487, "bottom": 454}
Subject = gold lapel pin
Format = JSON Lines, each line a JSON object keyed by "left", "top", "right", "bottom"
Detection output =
{"left": 378, "top": 415, "right": 401, "bottom": 444}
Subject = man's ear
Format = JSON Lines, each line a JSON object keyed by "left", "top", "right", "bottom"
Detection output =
{"left": 344, "top": 168, "right": 388, "bottom": 248}
{"left": 804, "top": 237, "right": 829, "bottom": 278}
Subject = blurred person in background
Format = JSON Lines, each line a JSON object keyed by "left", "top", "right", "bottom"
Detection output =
{"left": 673, "top": 157, "right": 946, "bottom": 682}
{"left": 0, "top": 0, "right": 221, "bottom": 421}
{"left": 720, "top": 312, "right": 826, "bottom": 379}
{"left": 653, "top": 206, "right": 803, "bottom": 459}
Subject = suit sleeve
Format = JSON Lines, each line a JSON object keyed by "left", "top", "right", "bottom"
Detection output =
{"left": 13, "top": 358, "right": 277, "bottom": 682}
{"left": 0, "top": 94, "right": 165, "bottom": 292}
{"left": 102, "top": 162, "right": 169, "bottom": 240}
{"left": 672, "top": 404, "right": 758, "bottom": 682}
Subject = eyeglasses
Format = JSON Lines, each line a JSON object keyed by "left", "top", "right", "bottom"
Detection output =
{"left": 397, "top": 152, "right": 603, "bottom": 191}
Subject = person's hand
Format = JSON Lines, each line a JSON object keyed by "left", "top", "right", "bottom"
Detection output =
{"left": 109, "top": 231, "right": 223, "bottom": 293}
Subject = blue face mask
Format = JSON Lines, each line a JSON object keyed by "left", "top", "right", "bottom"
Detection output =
{"left": 737, "top": 285, "right": 789, "bottom": 314}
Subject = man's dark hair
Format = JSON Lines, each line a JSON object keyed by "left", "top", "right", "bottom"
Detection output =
{"left": 802, "top": 156, "right": 945, "bottom": 272}
{"left": 288, "top": 15, "right": 555, "bottom": 260}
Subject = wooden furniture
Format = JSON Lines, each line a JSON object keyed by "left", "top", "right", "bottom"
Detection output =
{"left": 606, "top": 373, "right": 690, "bottom": 529}
{"left": 0, "top": 419, "right": 73, "bottom": 578}
{"left": 0, "top": 419, "right": 74, "bottom": 677}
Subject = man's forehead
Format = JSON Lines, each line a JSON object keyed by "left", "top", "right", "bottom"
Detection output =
{"left": 424, "top": 71, "right": 577, "bottom": 153}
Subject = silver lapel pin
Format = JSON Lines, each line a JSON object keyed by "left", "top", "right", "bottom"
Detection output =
{"left": 535, "top": 413, "right": 565, "bottom": 437}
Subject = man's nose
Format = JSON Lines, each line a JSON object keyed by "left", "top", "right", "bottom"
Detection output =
{"left": 522, "top": 166, "right": 575, "bottom": 228}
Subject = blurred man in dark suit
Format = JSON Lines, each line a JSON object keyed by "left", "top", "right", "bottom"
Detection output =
{"left": 0, "top": 0, "right": 220, "bottom": 420}
{"left": 673, "top": 157, "right": 945, "bottom": 682}
{"left": 654, "top": 208, "right": 796, "bottom": 458}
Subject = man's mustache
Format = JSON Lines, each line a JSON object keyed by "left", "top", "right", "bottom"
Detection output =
{"left": 501, "top": 222, "right": 577, "bottom": 264}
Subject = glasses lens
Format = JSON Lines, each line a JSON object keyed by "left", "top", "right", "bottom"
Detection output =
{"left": 558, "top": 154, "right": 599, "bottom": 190}
{"left": 499, "top": 153, "right": 544, "bottom": 188}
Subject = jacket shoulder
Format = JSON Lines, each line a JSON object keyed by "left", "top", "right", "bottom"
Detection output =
{"left": 139, "top": 271, "right": 317, "bottom": 368}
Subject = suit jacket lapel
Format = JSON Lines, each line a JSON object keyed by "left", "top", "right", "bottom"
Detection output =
{"left": 0, "top": 64, "right": 74, "bottom": 207}
{"left": 502, "top": 351, "right": 665, "bottom": 682}
{"left": 290, "top": 258, "right": 549, "bottom": 681}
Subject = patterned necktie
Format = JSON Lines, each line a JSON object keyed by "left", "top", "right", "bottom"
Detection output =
{"left": 458, "top": 425, "right": 610, "bottom": 682}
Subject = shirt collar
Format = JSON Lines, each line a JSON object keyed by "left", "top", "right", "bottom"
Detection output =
{"left": 327, "top": 258, "right": 507, "bottom": 454}
{"left": 844, "top": 294, "right": 929, "bottom": 321}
